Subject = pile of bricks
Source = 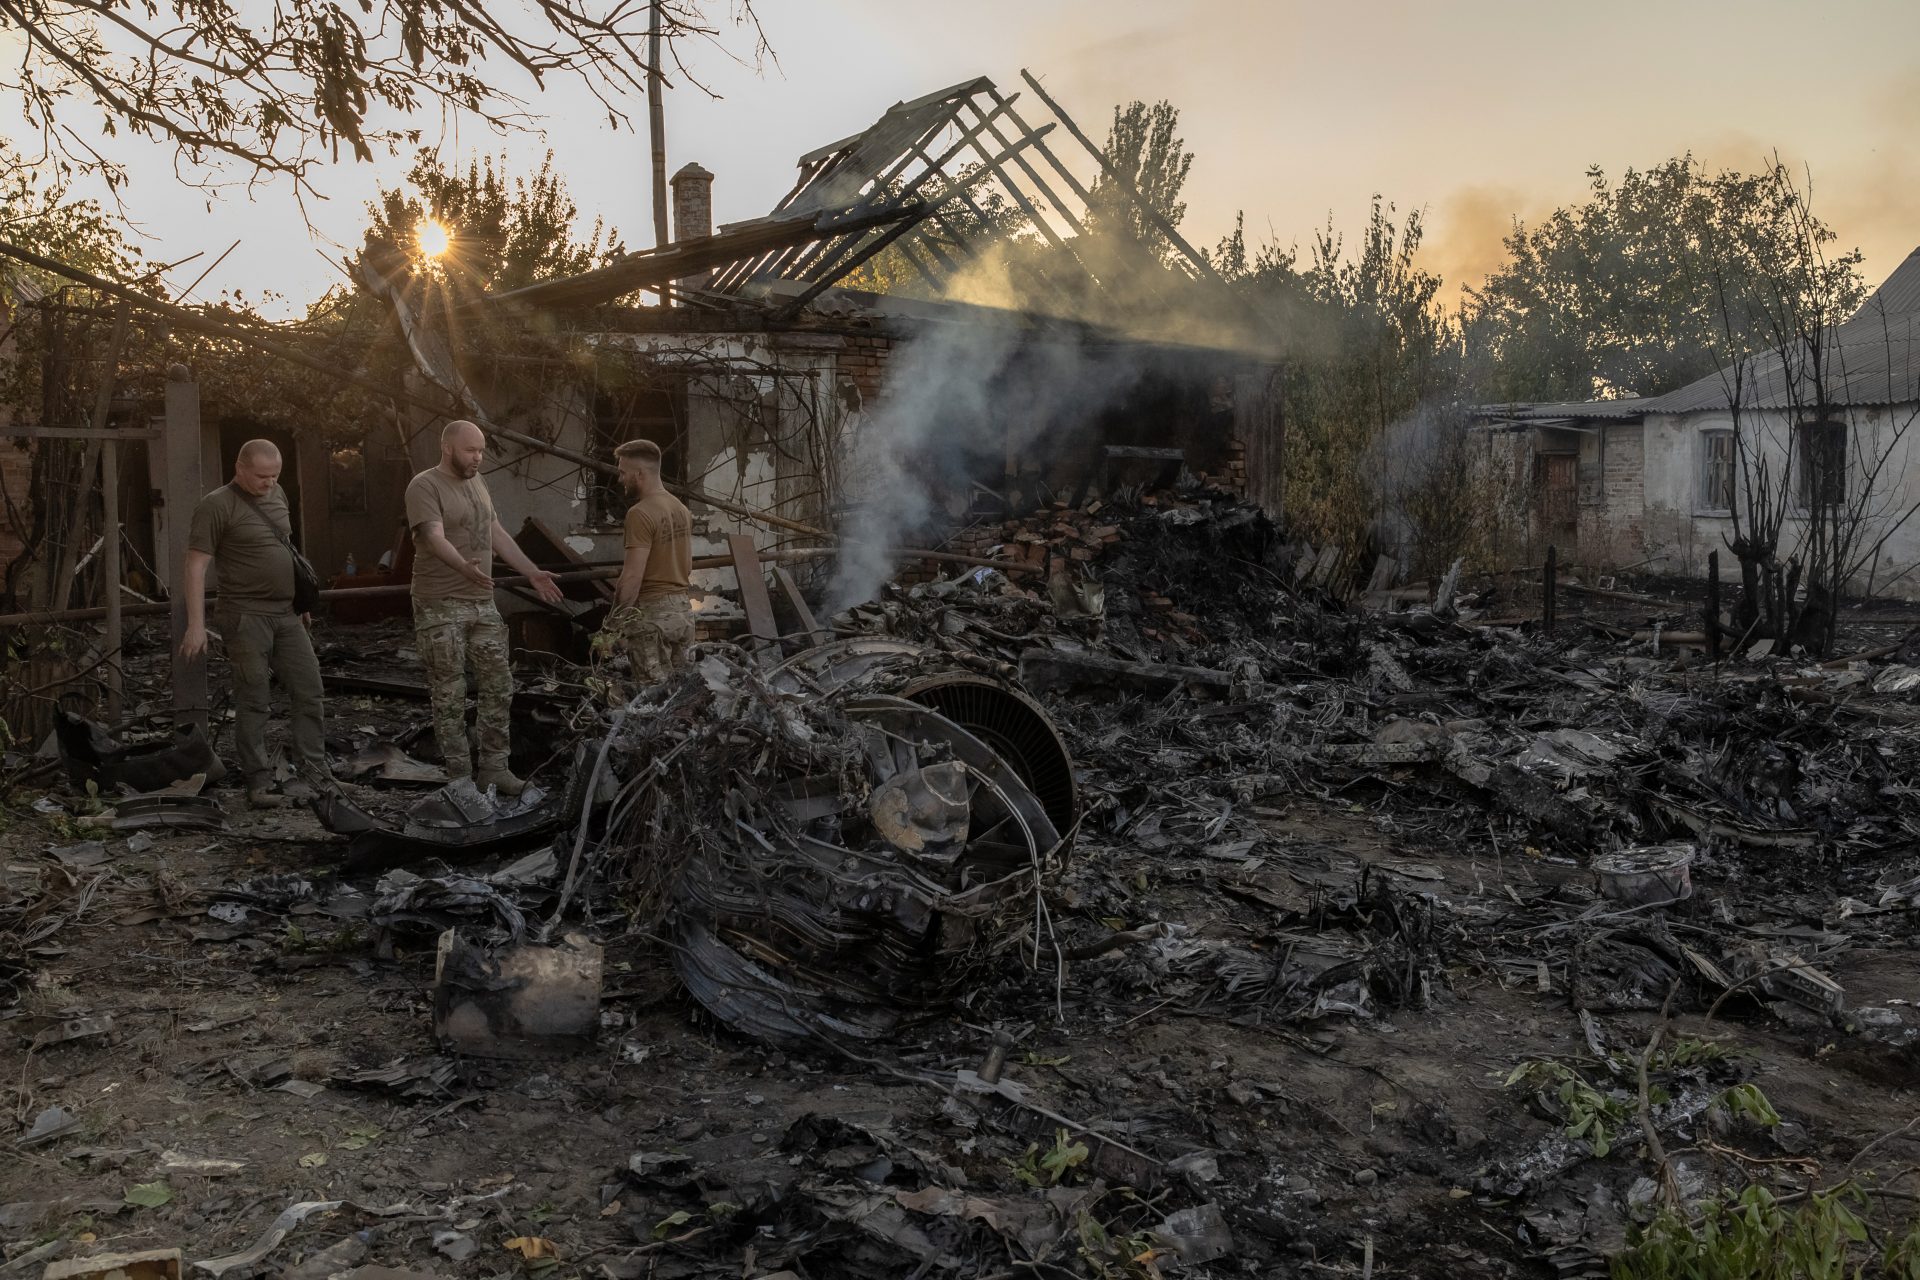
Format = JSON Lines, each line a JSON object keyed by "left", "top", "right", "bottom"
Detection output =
{"left": 1195, "top": 440, "right": 1249, "bottom": 499}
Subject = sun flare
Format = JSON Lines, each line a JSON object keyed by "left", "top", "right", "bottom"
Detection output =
{"left": 416, "top": 219, "right": 452, "bottom": 259}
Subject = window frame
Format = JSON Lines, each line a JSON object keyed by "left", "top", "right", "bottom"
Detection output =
{"left": 1698, "top": 428, "right": 1736, "bottom": 515}
{"left": 1794, "top": 419, "right": 1848, "bottom": 513}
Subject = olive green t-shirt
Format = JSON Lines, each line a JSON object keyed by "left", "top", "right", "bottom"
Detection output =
{"left": 623, "top": 490, "right": 693, "bottom": 603}
{"left": 406, "top": 467, "right": 498, "bottom": 602}
{"left": 187, "top": 483, "right": 296, "bottom": 615}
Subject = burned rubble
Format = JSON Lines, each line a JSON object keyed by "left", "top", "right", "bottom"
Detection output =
{"left": 7, "top": 481, "right": 1920, "bottom": 1279}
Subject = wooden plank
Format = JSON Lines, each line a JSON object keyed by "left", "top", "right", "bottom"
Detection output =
{"left": 0, "top": 424, "right": 162, "bottom": 440}
{"left": 772, "top": 566, "right": 830, "bottom": 647}
{"left": 729, "top": 533, "right": 779, "bottom": 647}
{"left": 526, "top": 515, "right": 615, "bottom": 600}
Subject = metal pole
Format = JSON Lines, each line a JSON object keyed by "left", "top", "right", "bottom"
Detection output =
{"left": 1543, "top": 545, "right": 1557, "bottom": 636}
{"left": 647, "top": 0, "right": 672, "bottom": 307}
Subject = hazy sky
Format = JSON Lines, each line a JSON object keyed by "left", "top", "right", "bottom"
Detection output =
{"left": 31, "top": 0, "right": 1920, "bottom": 314}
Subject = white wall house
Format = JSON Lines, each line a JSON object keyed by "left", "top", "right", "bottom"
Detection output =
{"left": 1472, "top": 246, "right": 1920, "bottom": 597}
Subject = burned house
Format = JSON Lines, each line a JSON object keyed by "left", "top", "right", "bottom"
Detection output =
{"left": 1471, "top": 246, "right": 1920, "bottom": 593}
{"left": 356, "top": 74, "right": 1284, "bottom": 631}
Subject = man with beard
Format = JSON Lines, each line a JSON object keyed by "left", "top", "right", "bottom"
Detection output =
{"left": 406, "top": 420, "right": 562, "bottom": 794}
{"left": 593, "top": 439, "right": 693, "bottom": 685}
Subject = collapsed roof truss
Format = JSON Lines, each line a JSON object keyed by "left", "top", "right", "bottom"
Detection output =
{"left": 487, "top": 71, "right": 1239, "bottom": 319}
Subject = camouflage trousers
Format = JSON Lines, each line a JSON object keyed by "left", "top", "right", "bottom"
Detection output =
{"left": 596, "top": 596, "right": 693, "bottom": 685}
{"left": 414, "top": 597, "right": 512, "bottom": 778}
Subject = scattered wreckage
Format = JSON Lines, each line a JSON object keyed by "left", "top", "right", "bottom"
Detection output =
{"left": 15, "top": 482, "right": 1920, "bottom": 1277}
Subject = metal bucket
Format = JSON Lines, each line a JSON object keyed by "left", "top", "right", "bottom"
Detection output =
{"left": 1592, "top": 844, "right": 1695, "bottom": 906}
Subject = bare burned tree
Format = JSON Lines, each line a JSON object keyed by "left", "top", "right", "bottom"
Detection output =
{"left": 0, "top": 0, "right": 767, "bottom": 195}
{"left": 1692, "top": 162, "right": 1920, "bottom": 656}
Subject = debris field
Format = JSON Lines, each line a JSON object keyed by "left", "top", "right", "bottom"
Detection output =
{"left": 7, "top": 481, "right": 1920, "bottom": 1279}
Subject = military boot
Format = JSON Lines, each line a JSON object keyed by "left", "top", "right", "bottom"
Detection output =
{"left": 247, "top": 785, "right": 290, "bottom": 809}
{"left": 476, "top": 766, "right": 529, "bottom": 797}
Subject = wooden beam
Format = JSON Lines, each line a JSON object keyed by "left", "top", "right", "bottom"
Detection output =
{"left": 0, "top": 425, "right": 162, "bottom": 441}
{"left": 1018, "top": 70, "right": 1252, "bottom": 307}
{"left": 772, "top": 566, "right": 830, "bottom": 648}
{"left": 729, "top": 533, "right": 779, "bottom": 650}
{"left": 775, "top": 127, "right": 1054, "bottom": 319}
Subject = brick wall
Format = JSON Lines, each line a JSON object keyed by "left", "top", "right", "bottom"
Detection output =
{"left": 836, "top": 332, "right": 894, "bottom": 407}
{"left": 1196, "top": 439, "right": 1249, "bottom": 500}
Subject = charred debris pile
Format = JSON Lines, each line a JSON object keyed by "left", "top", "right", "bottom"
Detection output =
{"left": 16, "top": 481, "right": 1920, "bottom": 1277}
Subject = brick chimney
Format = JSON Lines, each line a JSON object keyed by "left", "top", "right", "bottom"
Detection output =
{"left": 671, "top": 162, "right": 714, "bottom": 290}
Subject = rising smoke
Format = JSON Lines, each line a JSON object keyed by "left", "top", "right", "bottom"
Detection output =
{"left": 825, "top": 303, "right": 1152, "bottom": 611}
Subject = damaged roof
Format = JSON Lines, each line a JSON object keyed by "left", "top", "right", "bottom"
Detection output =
{"left": 1476, "top": 245, "right": 1920, "bottom": 425}
{"left": 480, "top": 72, "right": 1240, "bottom": 326}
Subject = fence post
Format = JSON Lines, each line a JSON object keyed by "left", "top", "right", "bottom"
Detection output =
{"left": 1543, "top": 545, "right": 1557, "bottom": 635}
{"left": 1706, "top": 550, "right": 1721, "bottom": 663}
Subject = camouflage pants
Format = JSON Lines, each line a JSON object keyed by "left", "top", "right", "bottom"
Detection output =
{"left": 597, "top": 596, "right": 693, "bottom": 684}
{"left": 219, "top": 608, "right": 330, "bottom": 788}
{"left": 414, "top": 597, "right": 512, "bottom": 778}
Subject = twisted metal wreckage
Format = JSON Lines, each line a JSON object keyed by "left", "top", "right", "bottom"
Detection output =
{"left": 308, "top": 70, "right": 1255, "bottom": 1049}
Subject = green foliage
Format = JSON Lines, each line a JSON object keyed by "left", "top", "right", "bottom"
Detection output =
{"left": 1713, "top": 1083, "right": 1782, "bottom": 1130}
{"left": 1226, "top": 197, "right": 1458, "bottom": 562}
{"left": 0, "top": 143, "right": 142, "bottom": 299}
{"left": 1087, "top": 100, "right": 1193, "bottom": 262}
{"left": 1610, "top": 1183, "right": 1916, "bottom": 1280}
{"left": 365, "top": 149, "right": 623, "bottom": 294}
{"left": 1465, "top": 156, "right": 1866, "bottom": 403}
{"left": 1506, "top": 1059, "right": 1635, "bottom": 1158}
{"left": 1010, "top": 1128, "right": 1091, "bottom": 1187}
{"left": 2, "top": 0, "right": 756, "bottom": 195}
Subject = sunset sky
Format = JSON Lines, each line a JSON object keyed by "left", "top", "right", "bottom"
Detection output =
{"left": 32, "top": 0, "right": 1920, "bottom": 314}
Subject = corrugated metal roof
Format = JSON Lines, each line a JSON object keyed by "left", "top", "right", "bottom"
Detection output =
{"left": 1645, "top": 309, "right": 1920, "bottom": 414}
{"left": 1473, "top": 398, "right": 1650, "bottom": 422}
{"left": 1474, "top": 246, "right": 1920, "bottom": 423}
{"left": 1854, "top": 247, "right": 1920, "bottom": 322}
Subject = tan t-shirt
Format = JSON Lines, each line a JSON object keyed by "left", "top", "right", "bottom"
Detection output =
{"left": 406, "top": 467, "right": 497, "bottom": 601}
{"left": 188, "top": 483, "right": 296, "bottom": 615}
{"left": 623, "top": 490, "right": 693, "bottom": 603}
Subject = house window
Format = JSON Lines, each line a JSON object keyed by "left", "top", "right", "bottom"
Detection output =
{"left": 329, "top": 444, "right": 368, "bottom": 515}
{"left": 1796, "top": 421, "right": 1846, "bottom": 511}
{"left": 1700, "top": 431, "right": 1736, "bottom": 511}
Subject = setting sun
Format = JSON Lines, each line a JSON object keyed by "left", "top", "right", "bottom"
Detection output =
{"left": 415, "top": 218, "right": 451, "bottom": 259}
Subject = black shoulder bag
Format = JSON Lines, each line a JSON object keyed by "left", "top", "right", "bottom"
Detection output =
{"left": 232, "top": 487, "right": 324, "bottom": 614}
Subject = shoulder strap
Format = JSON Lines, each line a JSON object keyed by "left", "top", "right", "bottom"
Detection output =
{"left": 229, "top": 485, "right": 296, "bottom": 551}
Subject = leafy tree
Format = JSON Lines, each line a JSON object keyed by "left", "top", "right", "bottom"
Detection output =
{"left": 364, "top": 149, "right": 623, "bottom": 294}
{"left": 0, "top": 141, "right": 140, "bottom": 303}
{"left": 1465, "top": 157, "right": 1865, "bottom": 402}
{"left": 0, "top": 0, "right": 767, "bottom": 195}
{"left": 1086, "top": 100, "right": 1192, "bottom": 262}
{"left": 1224, "top": 199, "right": 1460, "bottom": 563}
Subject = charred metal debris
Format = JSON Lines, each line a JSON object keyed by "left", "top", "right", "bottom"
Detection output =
{"left": 18, "top": 482, "right": 1920, "bottom": 1277}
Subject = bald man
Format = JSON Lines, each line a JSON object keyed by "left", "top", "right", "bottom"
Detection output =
{"left": 181, "top": 440, "right": 334, "bottom": 808}
{"left": 405, "top": 421, "right": 562, "bottom": 795}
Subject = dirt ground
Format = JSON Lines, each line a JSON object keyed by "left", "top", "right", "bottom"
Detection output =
{"left": 6, "top": 591, "right": 1920, "bottom": 1280}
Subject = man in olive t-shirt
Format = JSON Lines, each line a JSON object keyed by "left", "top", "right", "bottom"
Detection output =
{"left": 180, "top": 439, "right": 333, "bottom": 808}
{"left": 405, "top": 420, "right": 561, "bottom": 795}
{"left": 593, "top": 438, "right": 694, "bottom": 684}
